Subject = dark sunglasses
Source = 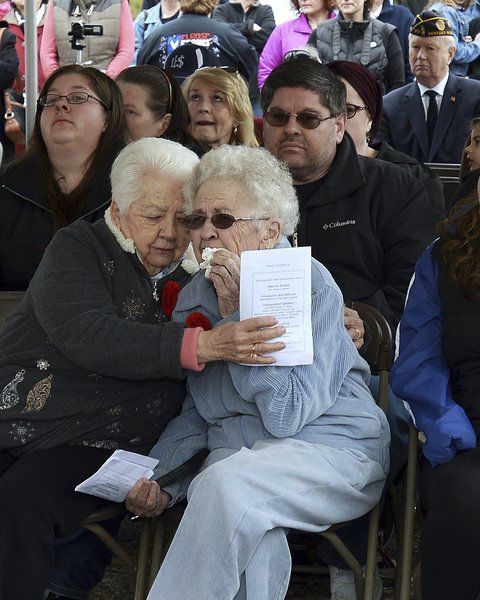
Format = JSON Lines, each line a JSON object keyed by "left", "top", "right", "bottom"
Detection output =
{"left": 181, "top": 213, "right": 269, "bottom": 230}
{"left": 265, "top": 108, "right": 337, "bottom": 129}
{"left": 346, "top": 103, "right": 368, "bottom": 119}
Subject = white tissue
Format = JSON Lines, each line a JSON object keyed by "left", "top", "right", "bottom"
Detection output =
{"left": 200, "top": 247, "right": 225, "bottom": 278}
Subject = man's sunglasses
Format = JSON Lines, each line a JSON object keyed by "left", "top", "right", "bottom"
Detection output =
{"left": 265, "top": 108, "right": 337, "bottom": 129}
{"left": 181, "top": 213, "right": 269, "bottom": 230}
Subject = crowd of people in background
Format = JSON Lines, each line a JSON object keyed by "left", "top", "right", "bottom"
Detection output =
{"left": 0, "top": 0, "right": 480, "bottom": 599}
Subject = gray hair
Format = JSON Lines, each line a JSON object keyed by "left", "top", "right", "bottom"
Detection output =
{"left": 183, "top": 145, "right": 300, "bottom": 236}
{"left": 111, "top": 137, "right": 199, "bottom": 213}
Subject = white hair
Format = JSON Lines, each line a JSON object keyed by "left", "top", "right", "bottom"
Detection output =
{"left": 183, "top": 145, "right": 300, "bottom": 236}
{"left": 111, "top": 137, "right": 199, "bottom": 213}
{"left": 408, "top": 33, "right": 455, "bottom": 50}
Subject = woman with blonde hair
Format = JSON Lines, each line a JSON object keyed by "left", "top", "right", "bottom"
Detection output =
{"left": 182, "top": 67, "right": 259, "bottom": 149}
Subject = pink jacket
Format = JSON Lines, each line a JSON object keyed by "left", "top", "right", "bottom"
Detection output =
{"left": 258, "top": 12, "right": 335, "bottom": 89}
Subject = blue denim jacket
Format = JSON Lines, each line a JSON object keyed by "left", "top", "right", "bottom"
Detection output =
{"left": 430, "top": 2, "right": 480, "bottom": 76}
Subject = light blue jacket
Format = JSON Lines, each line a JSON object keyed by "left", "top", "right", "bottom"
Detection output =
{"left": 133, "top": 4, "right": 178, "bottom": 64}
{"left": 150, "top": 241, "right": 390, "bottom": 502}
{"left": 391, "top": 243, "right": 477, "bottom": 467}
{"left": 430, "top": 2, "right": 480, "bottom": 76}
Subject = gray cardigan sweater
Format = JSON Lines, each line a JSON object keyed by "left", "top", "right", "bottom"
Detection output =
{"left": 0, "top": 219, "right": 189, "bottom": 455}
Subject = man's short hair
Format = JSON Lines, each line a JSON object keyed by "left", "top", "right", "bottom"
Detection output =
{"left": 260, "top": 57, "right": 347, "bottom": 117}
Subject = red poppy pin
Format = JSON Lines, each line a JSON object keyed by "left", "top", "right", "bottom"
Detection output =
{"left": 185, "top": 312, "right": 212, "bottom": 330}
{"left": 161, "top": 281, "right": 181, "bottom": 317}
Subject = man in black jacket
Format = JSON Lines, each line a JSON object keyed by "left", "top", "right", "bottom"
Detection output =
{"left": 136, "top": 0, "right": 258, "bottom": 83}
{"left": 262, "top": 56, "right": 437, "bottom": 599}
{"left": 262, "top": 56, "right": 437, "bottom": 331}
{"left": 212, "top": 0, "right": 275, "bottom": 107}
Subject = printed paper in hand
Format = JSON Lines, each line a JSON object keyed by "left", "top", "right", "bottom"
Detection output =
{"left": 240, "top": 246, "right": 313, "bottom": 366}
{"left": 75, "top": 449, "right": 158, "bottom": 502}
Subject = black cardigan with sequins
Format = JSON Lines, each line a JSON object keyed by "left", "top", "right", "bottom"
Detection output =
{"left": 0, "top": 218, "right": 190, "bottom": 455}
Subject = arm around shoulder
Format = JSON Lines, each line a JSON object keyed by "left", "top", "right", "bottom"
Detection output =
{"left": 29, "top": 225, "right": 185, "bottom": 381}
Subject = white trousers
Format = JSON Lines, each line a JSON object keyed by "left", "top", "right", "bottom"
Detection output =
{"left": 147, "top": 438, "right": 386, "bottom": 600}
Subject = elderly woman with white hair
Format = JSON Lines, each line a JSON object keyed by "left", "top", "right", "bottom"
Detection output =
{"left": 0, "top": 138, "right": 285, "bottom": 600}
{"left": 126, "top": 144, "right": 391, "bottom": 600}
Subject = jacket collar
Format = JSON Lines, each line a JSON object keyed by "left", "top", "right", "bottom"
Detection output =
{"left": 295, "top": 133, "right": 366, "bottom": 209}
{"left": 292, "top": 12, "right": 312, "bottom": 33}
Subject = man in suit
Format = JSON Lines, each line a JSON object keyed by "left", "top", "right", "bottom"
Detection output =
{"left": 378, "top": 11, "right": 480, "bottom": 164}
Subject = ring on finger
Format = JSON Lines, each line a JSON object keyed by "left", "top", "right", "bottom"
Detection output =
{"left": 248, "top": 343, "right": 257, "bottom": 358}
{"left": 352, "top": 327, "right": 362, "bottom": 341}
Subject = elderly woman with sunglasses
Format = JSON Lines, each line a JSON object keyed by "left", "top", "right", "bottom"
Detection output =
{"left": 0, "top": 64, "right": 126, "bottom": 291}
{"left": 0, "top": 138, "right": 285, "bottom": 600}
{"left": 126, "top": 144, "right": 390, "bottom": 600}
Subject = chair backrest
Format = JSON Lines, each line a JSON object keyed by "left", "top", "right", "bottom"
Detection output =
{"left": 0, "top": 291, "right": 25, "bottom": 329}
{"left": 350, "top": 301, "right": 394, "bottom": 375}
{"left": 425, "top": 163, "right": 461, "bottom": 211}
{"left": 424, "top": 163, "right": 461, "bottom": 179}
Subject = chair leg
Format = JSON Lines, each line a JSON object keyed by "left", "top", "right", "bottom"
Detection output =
{"left": 364, "top": 504, "right": 381, "bottom": 600}
{"left": 83, "top": 522, "right": 136, "bottom": 590}
{"left": 395, "top": 425, "right": 418, "bottom": 600}
{"left": 134, "top": 518, "right": 152, "bottom": 600}
{"left": 319, "top": 530, "right": 365, "bottom": 599}
{"left": 149, "top": 517, "right": 166, "bottom": 590}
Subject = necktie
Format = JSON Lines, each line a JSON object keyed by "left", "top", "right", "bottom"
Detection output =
{"left": 425, "top": 90, "right": 438, "bottom": 146}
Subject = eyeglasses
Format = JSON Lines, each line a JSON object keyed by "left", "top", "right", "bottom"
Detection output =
{"left": 346, "top": 103, "right": 368, "bottom": 119}
{"left": 181, "top": 213, "right": 270, "bottom": 230}
{"left": 265, "top": 108, "right": 337, "bottom": 129}
{"left": 38, "top": 92, "right": 106, "bottom": 108}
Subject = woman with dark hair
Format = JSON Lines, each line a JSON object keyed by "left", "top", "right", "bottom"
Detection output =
{"left": 327, "top": 59, "right": 444, "bottom": 220}
{"left": 391, "top": 175, "right": 480, "bottom": 600}
{"left": 117, "top": 65, "right": 197, "bottom": 149}
{"left": 0, "top": 64, "right": 126, "bottom": 291}
{"left": 257, "top": 0, "right": 336, "bottom": 90}
{"left": 309, "top": 0, "right": 405, "bottom": 92}
{"left": 447, "top": 117, "right": 480, "bottom": 212}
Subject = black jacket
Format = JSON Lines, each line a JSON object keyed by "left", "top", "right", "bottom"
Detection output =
{"left": 294, "top": 134, "right": 437, "bottom": 328}
{"left": 0, "top": 157, "right": 115, "bottom": 291}
{"left": 212, "top": 2, "right": 275, "bottom": 55}
{"left": 137, "top": 13, "right": 258, "bottom": 83}
{"left": 375, "top": 140, "right": 445, "bottom": 222}
{"left": 212, "top": 1, "right": 275, "bottom": 97}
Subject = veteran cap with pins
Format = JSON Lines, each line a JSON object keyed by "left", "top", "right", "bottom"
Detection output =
{"left": 410, "top": 10, "right": 454, "bottom": 37}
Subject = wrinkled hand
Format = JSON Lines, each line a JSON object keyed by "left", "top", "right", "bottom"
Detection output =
{"left": 126, "top": 479, "right": 171, "bottom": 518}
{"left": 197, "top": 316, "right": 286, "bottom": 364}
{"left": 344, "top": 306, "right": 365, "bottom": 350}
{"left": 208, "top": 250, "right": 241, "bottom": 317}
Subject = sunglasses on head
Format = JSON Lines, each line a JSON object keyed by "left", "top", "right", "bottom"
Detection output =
{"left": 264, "top": 108, "right": 337, "bottom": 129}
{"left": 181, "top": 213, "right": 270, "bottom": 230}
{"left": 195, "top": 66, "right": 248, "bottom": 84}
